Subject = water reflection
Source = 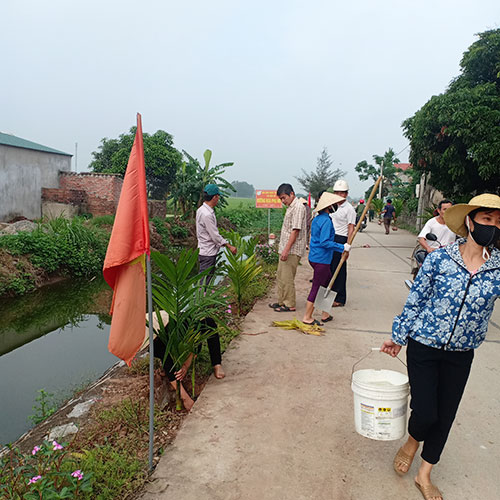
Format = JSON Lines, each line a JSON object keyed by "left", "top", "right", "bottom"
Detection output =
{"left": 0, "top": 278, "right": 116, "bottom": 445}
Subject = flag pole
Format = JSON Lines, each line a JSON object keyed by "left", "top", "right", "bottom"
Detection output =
{"left": 147, "top": 253, "right": 154, "bottom": 471}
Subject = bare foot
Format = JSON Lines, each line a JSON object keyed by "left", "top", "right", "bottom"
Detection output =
{"left": 181, "top": 393, "right": 194, "bottom": 411}
{"left": 214, "top": 364, "right": 225, "bottom": 379}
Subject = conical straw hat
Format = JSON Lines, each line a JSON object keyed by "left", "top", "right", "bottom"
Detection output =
{"left": 314, "top": 192, "right": 345, "bottom": 213}
{"left": 443, "top": 193, "right": 500, "bottom": 237}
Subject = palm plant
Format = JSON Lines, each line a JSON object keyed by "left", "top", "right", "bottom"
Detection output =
{"left": 224, "top": 249, "right": 262, "bottom": 315}
{"left": 392, "top": 199, "right": 404, "bottom": 218}
{"left": 370, "top": 198, "right": 384, "bottom": 216}
{"left": 151, "top": 249, "right": 229, "bottom": 409}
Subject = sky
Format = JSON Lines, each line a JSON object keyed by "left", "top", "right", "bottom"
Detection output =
{"left": 2, "top": 0, "right": 499, "bottom": 199}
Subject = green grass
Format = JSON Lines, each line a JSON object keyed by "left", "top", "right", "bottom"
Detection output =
{"left": 225, "top": 197, "right": 256, "bottom": 209}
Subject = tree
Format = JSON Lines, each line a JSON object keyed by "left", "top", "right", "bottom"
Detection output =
{"left": 89, "top": 127, "right": 183, "bottom": 199}
{"left": 231, "top": 181, "right": 255, "bottom": 198}
{"left": 295, "top": 147, "right": 345, "bottom": 200}
{"left": 355, "top": 148, "right": 401, "bottom": 198}
{"left": 403, "top": 29, "right": 500, "bottom": 199}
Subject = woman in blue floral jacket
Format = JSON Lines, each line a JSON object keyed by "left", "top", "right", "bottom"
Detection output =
{"left": 381, "top": 194, "right": 500, "bottom": 500}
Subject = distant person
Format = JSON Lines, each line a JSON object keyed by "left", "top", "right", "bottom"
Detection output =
{"left": 356, "top": 199, "right": 365, "bottom": 218}
{"left": 269, "top": 183, "right": 307, "bottom": 312}
{"left": 302, "top": 192, "right": 350, "bottom": 325}
{"left": 329, "top": 179, "right": 356, "bottom": 307}
{"left": 195, "top": 183, "right": 237, "bottom": 379}
{"left": 381, "top": 199, "right": 396, "bottom": 234}
{"left": 418, "top": 199, "right": 456, "bottom": 251}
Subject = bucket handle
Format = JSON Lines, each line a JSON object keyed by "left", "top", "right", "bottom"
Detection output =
{"left": 351, "top": 347, "right": 407, "bottom": 381}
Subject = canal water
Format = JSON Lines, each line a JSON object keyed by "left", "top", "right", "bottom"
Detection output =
{"left": 0, "top": 278, "right": 116, "bottom": 446}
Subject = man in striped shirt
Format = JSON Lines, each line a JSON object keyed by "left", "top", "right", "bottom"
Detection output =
{"left": 269, "top": 183, "right": 307, "bottom": 312}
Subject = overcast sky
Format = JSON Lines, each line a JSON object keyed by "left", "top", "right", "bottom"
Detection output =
{"left": 2, "top": 0, "right": 499, "bottom": 198}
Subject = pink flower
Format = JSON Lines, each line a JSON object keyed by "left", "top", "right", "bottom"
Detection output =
{"left": 52, "top": 440, "right": 63, "bottom": 450}
{"left": 28, "top": 475, "right": 42, "bottom": 485}
{"left": 226, "top": 309, "right": 231, "bottom": 314}
{"left": 71, "top": 470, "right": 84, "bottom": 481}
{"left": 31, "top": 445, "right": 41, "bottom": 455}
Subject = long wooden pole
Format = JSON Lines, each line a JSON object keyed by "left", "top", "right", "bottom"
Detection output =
{"left": 322, "top": 176, "right": 383, "bottom": 297}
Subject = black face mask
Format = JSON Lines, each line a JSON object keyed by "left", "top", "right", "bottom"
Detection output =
{"left": 470, "top": 220, "right": 500, "bottom": 247}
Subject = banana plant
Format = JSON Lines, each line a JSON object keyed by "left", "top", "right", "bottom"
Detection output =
{"left": 151, "top": 248, "right": 229, "bottom": 409}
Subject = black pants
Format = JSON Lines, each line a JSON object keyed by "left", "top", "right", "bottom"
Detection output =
{"left": 198, "top": 254, "right": 217, "bottom": 284}
{"left": 407, "top": 339, "right": 474, "bottom": 464}
{"left": 329, "top": 234, "right": 348, "bottom": 305}
{"left": 153, "top": 317, "right": 222, "bottom": 382}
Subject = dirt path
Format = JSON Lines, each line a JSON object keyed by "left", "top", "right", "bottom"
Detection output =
{"left": 140, "top": 222, "right": 500, "bottom": 500}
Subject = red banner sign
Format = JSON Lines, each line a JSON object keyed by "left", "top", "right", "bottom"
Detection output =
{"left": 255, "top": 190, "right": 282, "bottom": 209}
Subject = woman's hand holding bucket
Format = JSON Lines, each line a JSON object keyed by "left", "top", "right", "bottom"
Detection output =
{"left": 381, "top": 339, "right": 402, "bottom": 358}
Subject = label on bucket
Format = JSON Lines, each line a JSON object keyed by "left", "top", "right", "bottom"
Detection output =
{"left": 359, "top": 403, "right": 407, "bottom": 439}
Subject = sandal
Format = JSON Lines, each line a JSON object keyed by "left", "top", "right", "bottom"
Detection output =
{"left": 322, "top": 315, "right": 333, "bottom": 322}
{"left": 393, "top": 447, "right": 414, "bottom": 476}
{"left": 332, "top": 302, "right": 344, "bottom": 308}
{"left": 302, "top": 319, "right": 323, "bottom": 326}
{"left": 415, "top": 480, "right": 442, "bottom": 500}
{"left": 274, "top": 305, "right": 295, "bottom": 312}
{"left": 268, "top": 302, "right": 281, "bottom": 309}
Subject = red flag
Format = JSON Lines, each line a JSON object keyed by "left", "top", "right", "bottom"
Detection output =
{"left": 308, "top": 192, "right": 311, "bottom": 207}
{"left": 103, "top": 113, "right": 150, "bottom": 365}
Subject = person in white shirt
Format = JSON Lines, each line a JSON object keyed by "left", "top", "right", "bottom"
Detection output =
{"left": 194, "top": 184, "right": 237, "bottom": 380}
{"left": 418, "top": 199, "right": 456, "bottom": 252}
{"left": 329, "top": 179, "right": 357, "bottom": 307}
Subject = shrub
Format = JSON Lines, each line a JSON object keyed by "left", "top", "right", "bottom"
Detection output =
{"left": 255, "top": 243, "right": 279, "bottom": 264}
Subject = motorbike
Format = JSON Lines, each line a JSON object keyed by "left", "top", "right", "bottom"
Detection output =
{"left": 356, "top": 215, "right": 367, "bottom": 232}
{"left": 404, "top": 233, "right": 441, "bottom": 289}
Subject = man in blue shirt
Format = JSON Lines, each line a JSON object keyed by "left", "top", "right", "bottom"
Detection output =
{"left": 382, "top": 198, "right": 396, "bottom": 234}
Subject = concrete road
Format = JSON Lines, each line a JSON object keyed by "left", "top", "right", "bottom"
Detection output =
{"left": 141, "top": 222, "right": 500, "bottom": 500}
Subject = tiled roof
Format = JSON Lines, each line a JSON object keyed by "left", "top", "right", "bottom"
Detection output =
{"left": 0, "top": 132, "right": 71, "bottom": 156}
{"left": 394, "top": 163, "right": 412, "bottom": 171}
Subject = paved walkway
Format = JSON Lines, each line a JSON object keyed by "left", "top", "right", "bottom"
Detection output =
{"left": 140, "top": 223, "right": 500, "bottom": 500}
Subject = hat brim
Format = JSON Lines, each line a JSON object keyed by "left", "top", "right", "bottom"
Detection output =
{"left": 443, "top": 205, "right": 483, "bottom": 237}
{"left": 314, "top": 193, "right": 345, "bottom": 213}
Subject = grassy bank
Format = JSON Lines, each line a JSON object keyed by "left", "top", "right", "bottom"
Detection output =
{"left": 0, "top": 217, "right": 111, "bottom": 297}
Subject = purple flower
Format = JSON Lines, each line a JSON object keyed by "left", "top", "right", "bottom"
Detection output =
{"left": 31, "top": 445, "right": 41, "bottom": 455}
{"left": 52, "top": 440, "right": 63, "bottom": 450}
{"left": 28, "top": 475, "right": 42, "bottom": 485}
{"left": 71, "top": 470, "right": 84, "bottom": 481}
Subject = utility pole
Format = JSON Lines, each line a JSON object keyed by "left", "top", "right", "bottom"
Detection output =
{"left": 378, "top": 161, "right": 384, "bottom": 199}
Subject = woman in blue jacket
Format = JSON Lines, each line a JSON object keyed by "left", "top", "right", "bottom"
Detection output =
{"left": 302, "top": 192, "right": 350, "bottom": 325}
{"left": 381, "top": 194, "right": 500, "bottom": 500}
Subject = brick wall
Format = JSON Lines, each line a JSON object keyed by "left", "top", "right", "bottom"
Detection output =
{"left": 59, "top": 172, "right": 123, "bottom": 202}
{"left": 148, "top": 200, "right": 167, "bottom": 218}
{"left": 42, "top": 172, "right": 167, "bottom": 218}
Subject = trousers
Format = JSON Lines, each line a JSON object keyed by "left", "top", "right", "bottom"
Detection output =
{"left": 406, "top": 338, "right": 474, "bottom": 464}
{"left": 154, "top": 317, "right": 222, "bottom": 381}
{"left": 329, "top": 234, "right": 348, "bottom": 305}
{"left": 277, "top": 254, "right": 301, "bottom": 308}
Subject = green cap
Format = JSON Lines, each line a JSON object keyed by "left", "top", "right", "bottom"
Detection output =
{"left": 204, "top": 184, "right": 220, "bottom": 196}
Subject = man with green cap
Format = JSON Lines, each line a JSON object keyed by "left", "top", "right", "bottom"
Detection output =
{"left": 195, "top": 184, "right": 237, "bottom": 379}
{"left": 196, "top": 184, "right": 237, "bottom": 282}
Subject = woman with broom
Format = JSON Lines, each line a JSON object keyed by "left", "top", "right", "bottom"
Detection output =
{"left": 301, "top": 192, "right": 350, "bottom": 325}
{"left": 381, "top": 194, "right": 500, "bottom": 500}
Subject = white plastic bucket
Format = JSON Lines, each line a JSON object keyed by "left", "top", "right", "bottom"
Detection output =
{"left": 351, "top": 368, "right": 409, "bottom": 441}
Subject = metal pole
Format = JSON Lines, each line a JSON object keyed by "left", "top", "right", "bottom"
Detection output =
{"left": 378, "top": 161, "right": 384, "bottom": 199}
{"left": 146, "top": 253, "right": 155, "bottom": 471}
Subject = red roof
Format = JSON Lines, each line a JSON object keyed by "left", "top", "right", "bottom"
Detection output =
{"left": 394, "top": 163, "right": 412, "bottom": 171}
